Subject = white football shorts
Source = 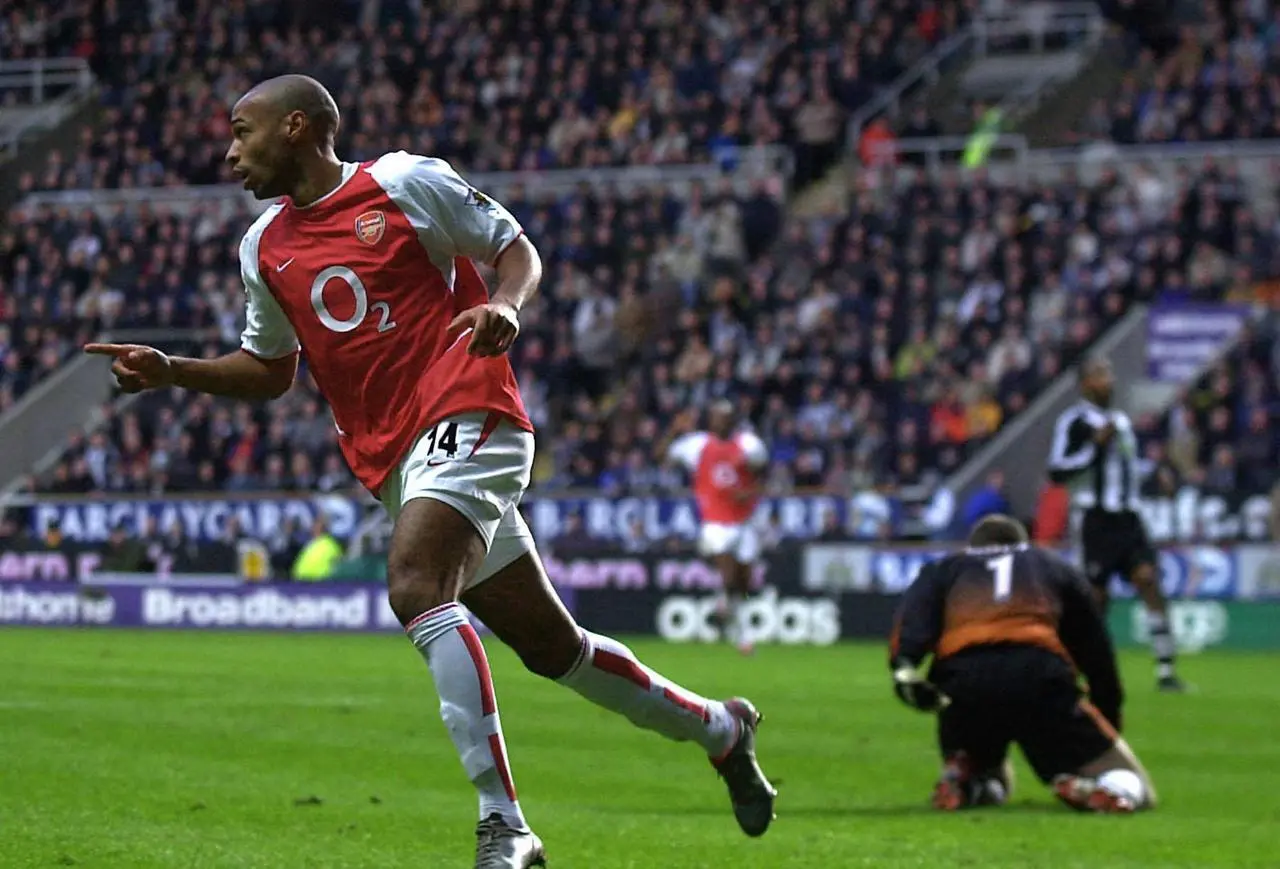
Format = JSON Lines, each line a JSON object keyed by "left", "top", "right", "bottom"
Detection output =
{"left": 698, "top": 521, "right": 762, "bottom": 564}
{"left": 379, "top": 412, "right": 537, "bottom": 588}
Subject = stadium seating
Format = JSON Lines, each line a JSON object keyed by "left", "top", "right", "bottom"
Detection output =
{"left": 1097, "top": 0, "right": 1280, "bottom": 145}
{"left": 12, "top": 0, "right": 970, "bottom": 194}
{"left": 13, "top": 153, "right": 1259, "bottom": 499}
{"left": 1136, "top": 312, "right": 1280, "bottom": 499}
{"left": 3, "top": 0, "right": 1274, "bottom": 528}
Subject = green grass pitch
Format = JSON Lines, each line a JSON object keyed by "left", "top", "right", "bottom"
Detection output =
{"left": 2, "top": 629, "right": 1278, "bottom": 868}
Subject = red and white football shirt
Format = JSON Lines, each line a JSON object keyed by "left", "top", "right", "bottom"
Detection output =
{"left": 667, "top": 431, "right": 769, "bottom": 524}
{"left": 238, "top": 152, "right": 533, "bottom": 492}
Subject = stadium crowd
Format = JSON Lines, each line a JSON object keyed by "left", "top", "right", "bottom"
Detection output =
{"left": 1136, "top": 311, "right": 1280, "bottom": 502}
{"left": 5, "top": 0, "right": 972, "bottom": 193}
{"left": 2, "top": 0, "right": 1278, "bottom": 550}
{"left": 8, "top": 154, "right": 1267, "bottom": 511}
{"left": 1080, "top": 0, "right": 1280, "bottom": 145}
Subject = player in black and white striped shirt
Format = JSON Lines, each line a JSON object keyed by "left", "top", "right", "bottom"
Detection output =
{"left": 1048, "top": 357, "right": 1185, "bottom": 692}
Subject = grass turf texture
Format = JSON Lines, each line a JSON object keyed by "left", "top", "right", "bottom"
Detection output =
{"left": 2, "top": 630, "right": 1277, "bottom": 868}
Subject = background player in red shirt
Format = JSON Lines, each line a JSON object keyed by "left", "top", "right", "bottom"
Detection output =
{"left": 665, "top": 400, "right": 769, "bottom": 655}
{"left": 84, "top": 75, "right": 775, "bottom": 869}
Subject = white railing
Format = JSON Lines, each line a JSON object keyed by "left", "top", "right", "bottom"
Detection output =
{"left": 15, "top": 152, "right": 795, "bottom": 220}
{"left": 863, "top": 136, "right": 1280, "bottom": 192}
{"left": 0, "top": 58, "right": 97, "bottom": 157}
{"left": 847, "top": 1, "right": 1106, "bottom": 155}
{"left": 845, "top": 30, "right": 974, "bottom": 159}
{"left": 0, "top": 57, "right": 94, "bottom": 103}
{"left": 972, "top": 2, "right": 1108, "bottom": 56}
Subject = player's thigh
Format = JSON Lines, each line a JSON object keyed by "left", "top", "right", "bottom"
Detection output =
{"left": 1017, "top": 680, "right": 1118, "bottom": 784}
{"left": 734, "top": 524, "right": 762, "bottom": 566}
{"left": 934, "top": 655, "right": 1014, "bottom": 768}
{"left": 1081, "top": 512, "right": 1122, "bottom": 591}
{"left": 385, "top": 498, "right": 488, "bottom": 617}
{"left": 461, "top": 509, "right": 581, "bottom": 679}
{"left": 381, "top": 414, "right": 533, "bottom": 611}
{"left": 937, "top": 704, "right": 1011, "bottom": 771}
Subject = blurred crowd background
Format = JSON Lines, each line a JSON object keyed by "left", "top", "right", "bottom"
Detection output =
{"left": 2, "top": 0, "right": 1278, "bottom": 577}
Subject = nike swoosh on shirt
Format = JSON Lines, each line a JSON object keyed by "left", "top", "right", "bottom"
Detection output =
{"left": 426, "top": 460, "right": 451, "bottom": 467}
{"left": 276, "top": 258, "right": 295, "bottom": 272}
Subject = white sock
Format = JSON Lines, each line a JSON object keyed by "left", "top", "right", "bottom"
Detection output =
{"left": 557, "top": 630, "right": 738, "bottom": 759}
{"left": 405, "top": 602, "right": 526, "bottom": 830}
{"left": 1145, "top": 609, "right": 1177, "bottom": 677}
{"left": 723, "top": 592, "right": 746, "bottom": 645}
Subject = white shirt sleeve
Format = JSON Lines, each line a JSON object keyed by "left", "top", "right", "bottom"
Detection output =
{"left": 238, "top": 207, "right": 300, "bottom": 360}
{"left": 376, "top": 151, "right": 523, "bottom": 266}
{"left": 667, "top": 432, "right": 709, "bottom": 472}
{"left": 737, "top": 431, "right": 769, "bottom": 469}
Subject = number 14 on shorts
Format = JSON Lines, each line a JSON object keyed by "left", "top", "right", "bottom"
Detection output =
{"left": 424, "top": 421, "right": 460, "bottom": 465}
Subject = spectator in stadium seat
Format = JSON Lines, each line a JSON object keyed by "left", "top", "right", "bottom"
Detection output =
{"left": 1032, "top": 482, "right": 1071, "bottom": 545}
{"left": 99, "top": 521, "right": 153, "bottom": 573}
{"left": 961, "top": 470, "right": 1011, "bottom": 532}
{"left": 291, "top": 516, "right": 344, "bottom": 583}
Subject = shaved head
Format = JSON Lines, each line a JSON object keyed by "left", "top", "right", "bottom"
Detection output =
{"left": 1081, "top": 355, "right": 1111, "bottom": 380}
{"left": 227, "top": 74, "right": 344, "bottom": 201}
{"left": 1080, "top": 354, "right": 1115, "bottom": 406}
{"left": 239, "top": 74, "right": 340, "bottom": 145}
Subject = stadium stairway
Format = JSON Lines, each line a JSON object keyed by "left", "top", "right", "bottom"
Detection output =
{"left": 0, "top": 59, "right": 99, "bottom": 214}
{"left": 1014, "top": 37, "right": 1129, "bottom": 147}
{"left": 942, "top": 305, "right": 1151, "bottom": 521}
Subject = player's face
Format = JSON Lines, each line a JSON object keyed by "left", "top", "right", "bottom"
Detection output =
{"left": 226, "top": 98, "right": 294, "bottom": 200}
{"left": 708, "top": 408, "right": 733, "bottom": 436}
{"left": 1086, "top": 366, "right": 1114, "bottom": 405}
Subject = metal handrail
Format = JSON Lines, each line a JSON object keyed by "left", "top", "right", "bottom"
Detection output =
{"left": 846, "top": 1, "right": 1107, "bottom": 156}
{"left": 0, "top": 57, "right": 94, "bottom": 103}
{"left": 972, "top": 2, "right": 1108, "bottom": 55}
{"left": 14, "top": 151, "right": 794, "bottom": 219}
{"left": 845, "top": 29, "right": 975, "bottom": 160}
{"left": 0, "top": 57, "right": 96, "bottom": 158}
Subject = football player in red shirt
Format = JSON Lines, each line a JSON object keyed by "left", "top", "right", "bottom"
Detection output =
{"left": 85, "top": 75, "right": 775, "bottom": 869}
{"left": 666, "top": 400, "right": 769, "bottom": 654}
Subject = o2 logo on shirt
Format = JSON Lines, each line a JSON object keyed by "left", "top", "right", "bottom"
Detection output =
{"left": 311, "top": 266, "right": 397, "bottom": 334}
{"left": 711, "top": 462, "right": 740, "bottom": 489}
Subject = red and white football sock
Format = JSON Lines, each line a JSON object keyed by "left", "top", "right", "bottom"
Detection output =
{"left": 406, "top": 602, "right": 526, "bottom": 830}
{"left": 557, "top": 630, "right": 738, "bottom": 758}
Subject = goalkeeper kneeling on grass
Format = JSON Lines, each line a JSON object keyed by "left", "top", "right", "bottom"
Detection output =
{"left": 887, "top": 515, "right": 1158, "bottom": 814}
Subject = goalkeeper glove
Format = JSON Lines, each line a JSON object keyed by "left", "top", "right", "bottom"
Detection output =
{"left": 891, "top": 661, "right": 951, "bottom": 713}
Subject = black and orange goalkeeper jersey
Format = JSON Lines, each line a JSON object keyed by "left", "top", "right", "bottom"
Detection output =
{"left": 889, "top": 544, "right": 1123, "bottom": 716}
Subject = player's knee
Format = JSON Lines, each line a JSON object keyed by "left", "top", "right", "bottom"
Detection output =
{"left": 518, "top": 626, "right": 583, "bottom": 679}
{"left": 386, "top": 556, "right": 457, "bottom": 624}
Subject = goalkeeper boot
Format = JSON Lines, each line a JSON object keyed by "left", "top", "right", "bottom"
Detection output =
{"left": 1052, "top": 775, "right": 1136, "bottom": 814}
{"left": 932, "top": 752, "right": 974, "bottom": 811}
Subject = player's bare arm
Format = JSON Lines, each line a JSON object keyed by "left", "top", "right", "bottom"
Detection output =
{"left": 84, "top": 343, "right": 297, "bottom": 400}
{"left": 448, "top": 236, "right": 542, "bottom": 357}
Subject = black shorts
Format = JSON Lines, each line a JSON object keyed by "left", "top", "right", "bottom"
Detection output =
{"left": 931, "top": 645, "right": 1117, "bottom": 784}
{"left": 1081, "top": 508, "right": 1157, "bottom": 589}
